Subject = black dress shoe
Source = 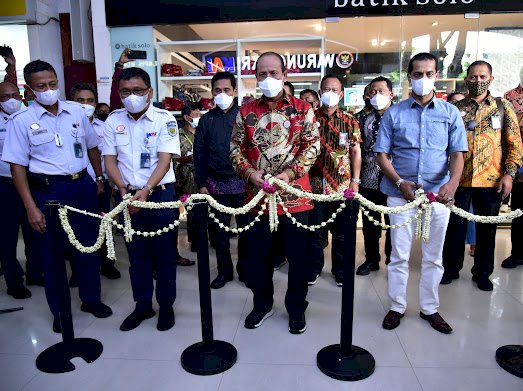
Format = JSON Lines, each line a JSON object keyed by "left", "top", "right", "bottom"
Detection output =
{"left": 356, "top": 261, "right": 379, "bottom": 276}
{"left": 501, "top": 255, "right": 523, "bottom": 269}
{"left": 440, "top": 271, "right": 459, "bottom": 285}
{"left": 53, "top": 315, "right": 61, "bottom": 333}
{"left": 120, "top": 308, "right": 156, "bottom": 331}
{"left": 476, "top": 277, "right": 493, "bottom": 291}
{"left": 157, "top": 307, "right": 175, "bottom": 331}
{"left": 100, "top": 262, "right": 121, "bottom": 279}
{"left": 25, "top": 276, "right": 45, "bottom": 287}
{"left": 81, "top": 302, "right": 113, "bottom": 318}
{"left": 6, "top": 286, "right": 32, "bottom": 299}
{"left": 382, "top": 310, "right": 404, "bottom": 330}
{"left": 210, "top": 273, "right": 233, "bottom": 289}
{"left": 420, "top": 312, "right": 452, "bottom": 334}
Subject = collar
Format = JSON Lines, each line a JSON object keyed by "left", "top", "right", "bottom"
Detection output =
{"left": 408, "top": 93, "right": 437, "bottom": 109}
{"left": 317, "top": 106, "right": 343, "bottom": 120}
{"left": 257, "top": 91, "right": 292, "bottom": 107}
{"left": 463, "top": 91, "right": 494, "bottom": 106}
{"left": 126, "top": 102, "right": 154, "bottom": 122}
{"left": 33, "top": 100, "right": 69, "bottom": 118}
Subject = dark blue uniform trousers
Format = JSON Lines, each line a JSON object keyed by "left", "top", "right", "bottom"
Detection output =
{"left": 30, "top": 173, "right": 102, "bottom": 315}
{"left": 123, "top": 184, "right": 178, "bottom": 311}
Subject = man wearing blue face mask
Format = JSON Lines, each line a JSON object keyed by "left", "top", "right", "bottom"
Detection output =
{"left": 2, "top": 60, "right": 112, "bottom": 332}
{"left": 194, "top": 71, "right": 246, "bottom": 289}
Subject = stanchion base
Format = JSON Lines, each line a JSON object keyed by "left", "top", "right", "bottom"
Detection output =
{"left": 317, "top": 344, "right": 375, "bottom": 381}
{"left": 36, "top": 338, "right": 103, "bottom": 373}
{"left": 496, "top": 345, "right": 523, "bottom": 378}
{"left": 181, "top": 340, "right": 237, "bottom": 376}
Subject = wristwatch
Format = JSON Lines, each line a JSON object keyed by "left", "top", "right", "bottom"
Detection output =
{"left": 95, "top": 175, "right": 105, "bottom": 182}
{"left": 505, "top": 170, "right": 516, "bottom": 179}
{"left": 115, "top": 61, "right": 124, "bottom": 69}
{"left": 351, "top": 178, "right": 361, "bottom": 184}
{"left": 395, "top": 178, "right": 405, "bottom": 188}
{"left": 143, "top": 183, "right": 154, "bottom": 195}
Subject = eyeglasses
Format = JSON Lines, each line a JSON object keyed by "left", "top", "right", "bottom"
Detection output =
{"left": 118, "top": 88, "right": 149, "bottom": 98}
{"left": 0, "top": 93, "right": 22, "bottom": 101}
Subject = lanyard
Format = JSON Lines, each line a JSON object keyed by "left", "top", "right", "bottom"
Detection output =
{"left": 183, "top": 133, "right": 193, "bottom": 149}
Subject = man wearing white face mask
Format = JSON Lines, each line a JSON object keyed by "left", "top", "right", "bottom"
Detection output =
{"left": 194, "top": 72, "right": 246, "bottom": 289}
{"left": 374, "top": 53, "right": 467, "bottom": 334}
{"left": 356, "top": 76, "right": 393, "bottom": 276}
{"left": 104, "top": 67, "right": 181, "bottom": 332}
{"left": 71, "top": 82, "right": 121, "bottom": 280}
{"left": 2, "top": 60, "right": 112, "bottom": 332}
{"left": 308, "top": 74, "right": 362, "bottom": 287}
{"left": 231, "top": 52, "right": 320, "bottom": 334}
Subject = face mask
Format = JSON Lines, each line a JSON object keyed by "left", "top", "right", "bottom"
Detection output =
{"left": 189, "top": 117, "right": 200, "bottom": 128}
{"left": 466, "top": 80, "right": 490, "bottom": 97}
{"left": 411, "top": 77, "right": 435, "bottom": 97}
{"left": 321, "top": 91, "right": 340, "bottom": 108}
{"left": 97, "top": 113, "right": 109, "bottom": 122}
{"left": 33, "top": 88, "right": 60, "bottom": 106}
{"left": 81, "top": 103, "right": 95, "bottom": 118}
{"left": 122, "top": 94, "right": 149, "bottom": 114}
{"left": 0, "top": 98, "right": 22, "bottom": 114}
{"left": 370, "top": 94, "right": 391, "bottom": 111}
{"left": 214, "top": 92, "right": 234, "bottom": 110}
{"left": 258, "top": 77, "right": 283, "bottom": 98}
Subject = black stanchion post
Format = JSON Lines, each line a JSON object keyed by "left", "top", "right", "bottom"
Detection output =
{"left": 496, "top": 345, "right": 523, "bottom": 378}
{"left": 181, "top": 200, "right": 237, "bottom": 375}
{"left": 36, "top": 201, "right": 103, "bottom": 373}
{"left": 317, "top": 199, "right": 375, "bottom": 381}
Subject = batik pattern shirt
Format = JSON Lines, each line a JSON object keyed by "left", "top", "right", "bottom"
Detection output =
{"left": 230, "top": 93, "right": 320, "bottom": 214}
{"left": 504, "top": 85, "right": 523, "bottom": 125}
{"left": 454, "top": 93, "right": 523, "bottom": 187}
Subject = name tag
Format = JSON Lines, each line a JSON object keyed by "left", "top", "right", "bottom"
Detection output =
{"left": 0, "top": 128, "right": 6, "bottom": 133}
{"left": 339, "top": 132, "right": 348, "bottom": 147}
{"left": 491, "top": 115, "right": 501, "bottom": 130}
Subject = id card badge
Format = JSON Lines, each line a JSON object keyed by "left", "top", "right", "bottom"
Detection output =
{"left": 491, "top": 115, "right": 502, "bottom": 130}
{"left": 73, "top": 141, "right": 83, "bottom": 158}
{"left": 140, "top": 152, "right": 151, "bottom": 168}
{"left": 339, "top": 132, "right": 348, "bottom": 147}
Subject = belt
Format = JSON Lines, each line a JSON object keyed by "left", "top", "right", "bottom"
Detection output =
{"left": 29, "top": 169, "right": 87, "bottom": 185}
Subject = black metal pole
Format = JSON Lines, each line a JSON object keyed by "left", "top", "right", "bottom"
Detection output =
{"left": 317, "top": 199, "right": 375, "bottom": 381}
{"left": 181, "top": 200, "right": 237, "bottom": 375}
{"left": 36, "top": 201, "right": 103, "bottom": 373}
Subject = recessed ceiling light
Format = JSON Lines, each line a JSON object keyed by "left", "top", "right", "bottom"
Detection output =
{"left": 432, "top": 22, "right": 439, "bottom": 27}
{"left": 371, "top": 39, "right": 378, "bottom": 47}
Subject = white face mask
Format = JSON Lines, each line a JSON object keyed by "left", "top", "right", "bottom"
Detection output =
{"left": 410, "top": 77, "right": 435, "bottom": 97}
{"left": 214, "top": 92, "right": 234, "bottom": 110}
{"left": 0, "top": 98, "right": 22, "bottom": 114}
{"left": 258, "top": 77, "right": 283, "bottom": 98}
{"left": 122, "top": 94, "right": 149, "bottom": 114}
{"left": 81, "top": 103, "right": 95, "bottom": 118}
{"left": 321, "top": 91, "right": 340, "bottom": 108}
{"left": 189, "top": 116, "right": 200, "bottom": 128}
{"left": 370, "top": 94, "right": 391, "bottom": 110}
{"left": 33, "top": 88, "right": 60, "bottom": 106}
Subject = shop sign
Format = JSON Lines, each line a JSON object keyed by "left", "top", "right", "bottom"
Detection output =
{"left": 204, "top": 52, "right": 354, "bottom": 73}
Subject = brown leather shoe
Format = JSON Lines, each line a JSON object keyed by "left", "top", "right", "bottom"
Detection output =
{"left": 419, "top": 312, "right": 452, "bottom": 334}
{"left": 382, "top": 310, "right": 404, "bottom": 330}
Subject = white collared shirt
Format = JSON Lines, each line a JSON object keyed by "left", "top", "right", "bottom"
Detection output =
{"left": 103, "top": 104, "right": 180, "bottom": 188}
{"left": 0, "top": 112, "right": 11, "bottom": 177}
{"left": 2, "top": 100, "right": 99, "bottom": 175}
{"left": 87, "top": 117, "right": 107, "bottom": 180}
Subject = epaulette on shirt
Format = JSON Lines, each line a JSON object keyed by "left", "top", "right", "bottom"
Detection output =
{"left": 107, "top": 108, "right": 127, "bottom": 117}
{"left": 9, "top": 105, "right": 29, "bottom": 119}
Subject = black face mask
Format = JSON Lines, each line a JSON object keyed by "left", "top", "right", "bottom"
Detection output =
{"left": 364, "top": 97, "right": 373, "bottom": 110}
{"left": 97, "top": 113, "right": 109, "bottom": 122}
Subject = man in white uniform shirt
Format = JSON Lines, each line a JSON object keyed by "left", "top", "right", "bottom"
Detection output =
{"left": 2, "top": 60, "right": 112, "bottom": 333}
{"left": 104, "top": 67, "right": 181, "bottom": 332}
{"left": 71, "top": 82, "right": 121, "bottom": 280}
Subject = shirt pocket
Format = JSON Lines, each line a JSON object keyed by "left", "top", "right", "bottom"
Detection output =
{"left": 427, "top": 120, "right": 449, "bottom": 150}
{"left": 29, "top": 131, "right": 59, "bottom": 157}
{"left": 115, "top": 133, "right": 130, "bottom": 146}
{"left": 394, "top": 121, "right": 419, "bottom": 148}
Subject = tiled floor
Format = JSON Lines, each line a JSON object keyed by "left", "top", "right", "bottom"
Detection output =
{"left": 1, "top": 226, "right": 522, "bottom": 391}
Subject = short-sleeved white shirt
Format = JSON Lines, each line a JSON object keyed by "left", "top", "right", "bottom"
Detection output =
{"left": 87, "top": 118, "right": 107, "bottom": 180}
{"left": 102, "top": 104, "right": 180, "bottom": 188}
{"left": 0, "top": 112, "right": 12, "bottom": 177}
{"left": 2, "top": 100, "right": 100, "bottom": 175}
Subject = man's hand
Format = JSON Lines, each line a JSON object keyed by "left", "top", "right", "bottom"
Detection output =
{"left": 2, "top": 50, "right": 15, "bottom": 66}
{"left": 96, "top": 181, "right": 105, "bottom": 196}
{"left": 399, "top": 181, "right": 419, "bottom": 201}
{"left": 27, "top": 206, "right": 46, "bottom": 233}
{"left": 118, "top": 48, "right": 132, "bottom": 65}
{"left": 275, "top": 172, "right": 290, "bottom": 185}
{"left": 129, "top": 188, "right": 149, "bottom": 215}
{"left": 498, "top": 175, "right": 513, "bottom": 200}
{"left": 349, "top": 181, "right": 359, "bottom": 192}
{"left": 199, "top": 187, "right": 209, "bottom": 195}
{"left": 249, "top": 170, "right": 265, "bottom": 187}
{"left": 436, "top": 181, "right": 458, "bottom": 205}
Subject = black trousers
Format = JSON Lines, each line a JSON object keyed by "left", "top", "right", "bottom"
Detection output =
{"left": 509, "top": 181, "right": 523, "bottom": 258}
{"left": 244, "top": 212, "right": 310, "bottom": 316}
{"left": 360, "top": 187, "right": 391, "bottom": 264}
{"left": 442, "top": 187, "right": 502, "bottom": 279}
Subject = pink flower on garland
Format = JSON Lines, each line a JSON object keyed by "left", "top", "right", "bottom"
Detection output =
{"left": 426, "top": 192, "right": 437, "bottom": 203}
{"left": 180, "top": 194, "right": 191, "bottom": 203}
{"left": 262, "top": 181, "right": 277, "bottom": 194}
{"left": 343, "top": 188, "right": 356, "bottom": 199}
